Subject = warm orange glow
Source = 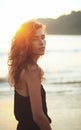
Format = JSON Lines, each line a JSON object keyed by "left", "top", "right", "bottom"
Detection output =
{"left": 0, "top": 0, "right": 81, "bottom": 41}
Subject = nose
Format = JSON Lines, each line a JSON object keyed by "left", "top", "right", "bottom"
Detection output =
{"left": 39, "top": 38, "right": 46, "bottom": 46}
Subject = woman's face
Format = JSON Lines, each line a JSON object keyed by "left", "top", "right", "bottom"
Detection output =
{"left": 31, "top": 28, "right": 46, "bottom": 57}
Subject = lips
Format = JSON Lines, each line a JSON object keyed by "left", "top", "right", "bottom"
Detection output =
{"left": 39, "top": 47, "right": 45, "bottom": 51}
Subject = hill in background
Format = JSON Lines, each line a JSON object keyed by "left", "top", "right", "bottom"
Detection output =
{"left": 36, "top": 11, "right": 81, "bottom": 35}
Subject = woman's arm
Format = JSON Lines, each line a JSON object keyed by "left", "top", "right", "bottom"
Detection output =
{"left": 25, "top": 64, "right": 52, "bottom": 130}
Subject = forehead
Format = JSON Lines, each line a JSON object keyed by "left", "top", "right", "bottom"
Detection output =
{"left": 35, "top": 28, "right": 45, "bottom": 36}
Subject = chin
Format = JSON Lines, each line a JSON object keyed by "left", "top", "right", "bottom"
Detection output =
{"left": 35, "top": 52, "right": 45, "bottom": 57}
{"left": 40, "top": 51, "right": 45, "bottom": 55}
{"left": 40, "top": 52, "right": 45, "bottom": 55}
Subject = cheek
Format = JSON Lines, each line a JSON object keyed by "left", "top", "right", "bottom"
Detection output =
{"left": 32, "top": 41, "right": 39, "bottom": 48}
{"left": 31, "top": 42, "right": 38, "bottom": 52}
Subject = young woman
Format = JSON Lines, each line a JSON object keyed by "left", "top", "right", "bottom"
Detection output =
{"left": 8, "top": 20, "right": 52, "bottom": 130}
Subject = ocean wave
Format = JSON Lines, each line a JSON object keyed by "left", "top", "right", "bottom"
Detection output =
{"left": 47, "top": 81, "right": 81, "bottom": 85}
{"left": 0, "top": 78, "right": 8, "bottom": 83}
{"left": 1, "top": 77, "right": 81, "bottom": 85}
{"left": 46, "top": 49, "right": 81, "bottom": 53}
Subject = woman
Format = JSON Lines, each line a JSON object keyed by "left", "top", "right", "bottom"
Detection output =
{"left": 8, "top": 20, "right": 52, "bottom": 130}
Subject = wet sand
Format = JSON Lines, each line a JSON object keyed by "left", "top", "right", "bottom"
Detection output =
{"left": 0, "top": 90, "right": 81, "bottom": 130}
{"left": 47, "top": 92, "right": 81, "bottom": 130}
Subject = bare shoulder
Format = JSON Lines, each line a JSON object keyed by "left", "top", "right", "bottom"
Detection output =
{"left": 22, "top": 65, "right": 43, "bottom": 118}
{"left": 27, "top": 64, "right": 41, "bottom": 77}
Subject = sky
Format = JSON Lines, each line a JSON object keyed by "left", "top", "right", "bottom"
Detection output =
{"left": 0, "top": 0, "right": 81, "bottom": 41}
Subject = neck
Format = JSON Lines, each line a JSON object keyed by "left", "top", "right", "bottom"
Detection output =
{"left": 33, "top": 56, "right": 39, "bottom": 63}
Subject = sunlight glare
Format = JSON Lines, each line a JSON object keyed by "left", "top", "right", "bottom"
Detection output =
{"left": 0, "top": 0, "right": 81, "bottom": 42}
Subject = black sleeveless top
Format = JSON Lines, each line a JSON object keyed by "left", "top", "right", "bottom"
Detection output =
{"left": 14, "top": 85, "right": 51, "bottom": 130}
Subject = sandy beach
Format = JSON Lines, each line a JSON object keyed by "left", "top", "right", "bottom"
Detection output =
{"left": 47, "top": 92, "right": 81, "bottom": 130}
{"left": 0, "top": 88, "right": 81, "bottom": 130}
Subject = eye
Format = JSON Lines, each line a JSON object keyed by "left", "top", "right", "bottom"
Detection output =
{"left": 32, "top": 36, "right": 39, "bottom": 40}
{"left": 41, "top": 35, "right": 45, "bottom": 40}
{"left": 32, "top": 35, "right": 46, "bottom": 41}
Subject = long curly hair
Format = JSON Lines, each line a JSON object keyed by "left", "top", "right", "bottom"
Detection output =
{"left": 8, "top": 20, "right": 46, "bottom": 87}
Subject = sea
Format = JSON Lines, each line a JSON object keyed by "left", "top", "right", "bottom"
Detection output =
{"left": 0, "top": 35, "right": 81, "bottom": 94}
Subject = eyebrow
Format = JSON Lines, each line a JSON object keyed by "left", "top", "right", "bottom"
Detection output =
{"left": 34, "top": 34, "right": 45, "bottom": 37}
